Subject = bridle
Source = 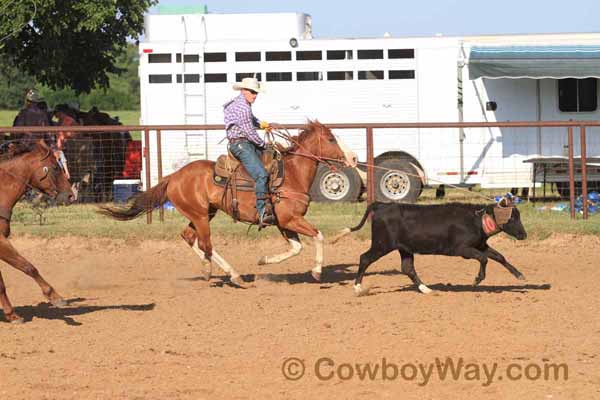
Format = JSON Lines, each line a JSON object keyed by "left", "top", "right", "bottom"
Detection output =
{"left": 0, "top": 143, "right": 63, "bottom": 198}
{"left": 270, "top": 126, "right": 347, "bottom": 172}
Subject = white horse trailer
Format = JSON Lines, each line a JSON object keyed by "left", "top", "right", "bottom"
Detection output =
{"left": 139, "top": 10, "right": 600, "bottom": 201}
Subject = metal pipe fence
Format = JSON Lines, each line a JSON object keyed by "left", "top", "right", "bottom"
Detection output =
{"left": 2, "top": 120, "right": 598, "bottom": 221}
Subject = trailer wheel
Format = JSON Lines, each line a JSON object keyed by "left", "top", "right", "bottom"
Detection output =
{"left": 310, "top": 164, "right": 362, "bottom": 202}
{"left": 375, "top": 158, "right": 422, "bottom": 202}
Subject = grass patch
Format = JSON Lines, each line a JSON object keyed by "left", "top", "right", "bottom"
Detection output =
{"left": 10, "top": 198, "right": 600, "bottom": 242}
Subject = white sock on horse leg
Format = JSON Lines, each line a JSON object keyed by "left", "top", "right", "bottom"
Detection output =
{"left": 211, "top": 249, "right": 239, "bottom": 278}
{"left": 312, "top": 230, "right": 324, "bottom": 275}
{"left": 261, "top": 237, "right": 302, "bottom": 264}
{"left": 191, "top": 239, "right": 209, "bottom": 262}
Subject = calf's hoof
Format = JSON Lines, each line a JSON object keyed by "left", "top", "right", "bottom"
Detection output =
{"left": 257, "top": 256, "right": 267, "bottom": 266}
{"left": 418, "top": 284, "right": 433, "bottom": 294}
{"left": 353, "top": 284, "right": 370, "bottom": 297}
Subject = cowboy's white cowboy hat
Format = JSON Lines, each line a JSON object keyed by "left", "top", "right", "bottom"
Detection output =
{"left": 232, "top": 77, "right": 263, "bottom": 93}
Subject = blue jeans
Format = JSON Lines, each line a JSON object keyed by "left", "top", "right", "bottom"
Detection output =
{"left": 228, "top": 140, "right": 269, "bottom": 215}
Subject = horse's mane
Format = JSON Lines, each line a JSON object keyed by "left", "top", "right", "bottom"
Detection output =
{"left": 0, "top": 141, "right": 36, "bottom": 163}
{"left": 283, "top": 120, "right": 324, "bottom": 152}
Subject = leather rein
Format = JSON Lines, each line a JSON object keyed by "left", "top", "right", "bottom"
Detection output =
{"left": 269, "top": 127, "right": 346, "bottom": 172}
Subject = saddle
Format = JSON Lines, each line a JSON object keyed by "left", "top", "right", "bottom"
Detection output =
{"left": 213, "top": 148, "right": 285, "bottom": 220}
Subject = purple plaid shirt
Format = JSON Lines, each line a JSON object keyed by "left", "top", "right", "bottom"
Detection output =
{"left": 223, "top": 94, "right": 264, "bottom": 147}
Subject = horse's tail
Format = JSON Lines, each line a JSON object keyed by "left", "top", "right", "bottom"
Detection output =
{"left": 98, "top": 176, "right": 171, "bottom": 221}
{"left": 330, "top": 202, "right": 380, "bottom": 244}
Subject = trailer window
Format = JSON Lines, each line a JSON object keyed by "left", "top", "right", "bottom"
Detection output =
{"left": 266, "top": 72, "right": 292, "bottom": 81}
{"left": 389, "top": 70, "right": 415, "bottom": 79}
{"left": 558, "top": 78, "right": 597, "bottom": 112}
{"left": 236, "top": 52, "right": 261, "bottom": 62}
{"left": 266, "top": 51, "right": 292, "bottom": 61}
{"left": 149, "top": 74, "right": 172, "bottom": 84}
{"left": 358, "top": 70, "right": 384, "bottom": 80}
{"left": 205, "top": 73, "right": 227, "bottom": 83}
{"left": 148, "top": 53, "right": 171, "bottom": 63}
{"left": 388, "top": 49, "right": 415, "bottom": 59}
{"left": 297, "top": 71, "right": 323, "bottom": 81}
{"left": 357, "top": 50, "right": 384, "bottom": 59}
{"left": 176, "top": 74, "right": 201, "bottom": 83}
{"left": 327, "top": 50, "right": 353, "bottom": 60}
{"left": 235, "top": 73, "right": 262, "bottom": 81}
{"left": 327, "top": 71, "right": 353, "bottom": 80}
{"left": 175, "top": 54, "right": 200, "bottom": 63}
{"left": 204, "top": 52, "right": 227, "bottom": 62}
{"left": 296, "top": 51, "right": 322, "bottom": 60}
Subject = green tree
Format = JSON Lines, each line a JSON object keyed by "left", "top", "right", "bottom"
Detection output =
{"left": 0, "top": 43, "right": 140, "bottom": 110}
{"left": 0, "top": 0, "right": 156, "bottom": 93}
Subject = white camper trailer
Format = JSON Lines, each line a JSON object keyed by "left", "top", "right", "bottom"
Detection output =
{"left": 139, "top": 10, "right": 600, "bottom": 201}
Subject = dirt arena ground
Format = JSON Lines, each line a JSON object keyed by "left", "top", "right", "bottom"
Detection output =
{"left": 1, "top": 233, "right": 599, "bottom": 399}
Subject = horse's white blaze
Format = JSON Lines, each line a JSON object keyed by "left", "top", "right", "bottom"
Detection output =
{"left": 261, "top": 237, "right": 302, "bottom": 264}
{"left": 335, "top": 134, "right": 358, "bottom": 168}
{"left": 418, "top": 284, "right": 433, "bottom": 294}
{"left": 312, "top": 230, "right": 324, "bottom": 275}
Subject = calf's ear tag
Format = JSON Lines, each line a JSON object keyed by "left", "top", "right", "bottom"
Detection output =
{"left": 482, "top": 214, "right": 498, "bottom": 236}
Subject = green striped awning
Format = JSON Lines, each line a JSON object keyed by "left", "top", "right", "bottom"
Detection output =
{"left": 469, "top": 45, "right": 600, "bottom": 79}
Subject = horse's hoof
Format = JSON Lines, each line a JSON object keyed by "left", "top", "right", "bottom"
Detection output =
{"left": 8, "top": 315, "right": 25, "bottom": 324}
{"left": 51, "top": 298, "right": 67, "bottom": 308}
{"left": 230, "top": 276, "right": 254, "bottom": 289}
{"left": 257, "top": 256, "right": 267, "bottom": 266}
{"left": 353, "top": 284, "right": 370, "bottom": 297}
{"left": 311, "top": 271, "right": 321, "bottom": 282}
{"left": 199, "top": 270, "right": 212, "bottom": 281}
{"left": 418, "top": 284, "right": 433, "bottom": 294}
{"left": 473, "top": 278, "right": 482, "bottom": 286}
{"left": 517, "top": 273, "right": 526, "bottom": 281}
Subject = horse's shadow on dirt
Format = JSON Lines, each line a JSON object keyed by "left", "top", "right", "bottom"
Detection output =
{"left": 6, "top": 298, "right": 155, "bottom": 326}
{"left": 210, "top": 263, "right": 551, "bottom": 294}
{"left": 379, "top": 282, "right": 552, "bottom": 295}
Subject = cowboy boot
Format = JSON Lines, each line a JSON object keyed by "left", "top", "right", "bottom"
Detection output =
{"left": 257, "top": 196, "right": 276, "bottom": 229}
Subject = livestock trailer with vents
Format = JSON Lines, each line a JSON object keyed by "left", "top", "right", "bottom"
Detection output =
{"left": 139, "top": 9, "right": 600, "bottom": 202}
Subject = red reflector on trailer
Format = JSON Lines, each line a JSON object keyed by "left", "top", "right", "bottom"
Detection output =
{"left": 143, "top": 49, "right": 153, "bottom": 53}
{"left": 439, "top": 171, "right": 478, "bottom": 176}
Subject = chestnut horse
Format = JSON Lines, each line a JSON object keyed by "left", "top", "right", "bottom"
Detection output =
{"left": 100, "top": 121, "right": 357, "bottom": 287}
{"left": 0, "top": 141, "right": 74, "bottom": 323}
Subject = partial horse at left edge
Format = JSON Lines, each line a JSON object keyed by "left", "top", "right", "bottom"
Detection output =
{"left": 0, "top": 140, "right": 74, "bottom": 323}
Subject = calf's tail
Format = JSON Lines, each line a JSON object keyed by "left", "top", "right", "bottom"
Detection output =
{"left": 330, "top": 202, "right": 379, "bottom": 244}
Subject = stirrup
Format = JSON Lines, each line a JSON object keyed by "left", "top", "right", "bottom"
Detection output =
{"left": 258, "top": 207, "right": 276, "bottom": 230}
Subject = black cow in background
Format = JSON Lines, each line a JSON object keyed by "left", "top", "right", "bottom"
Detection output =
{"left": 332, "top": 197, "right": 527, "bottom": 296}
